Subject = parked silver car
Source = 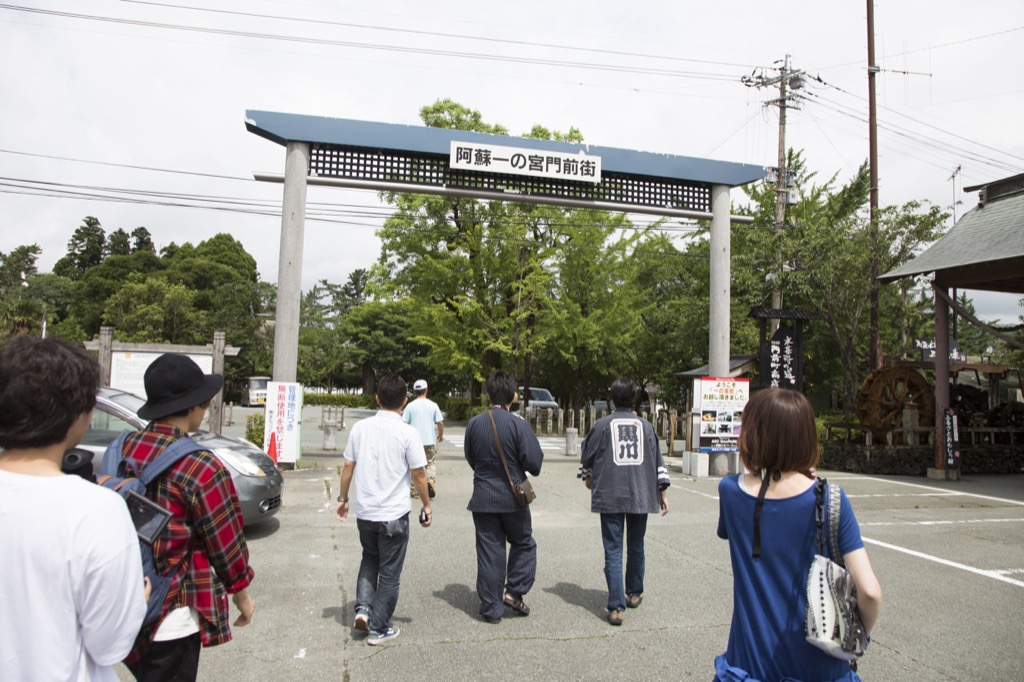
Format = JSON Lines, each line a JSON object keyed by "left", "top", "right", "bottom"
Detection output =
{"left": 516, "top": 387, "right": 560, "bottom": 416}
{"left": 78, "top": 387, "right": 283, "bottom": 527}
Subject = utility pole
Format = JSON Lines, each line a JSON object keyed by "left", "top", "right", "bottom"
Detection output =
{"left": 743, "top": 55, "right": 804, "bottom": 331}
{"left": 949, "top": 164, "right": 961, "bottom": 224}
{"left": 867, "top": 0, "right": 882, "bottom": 369}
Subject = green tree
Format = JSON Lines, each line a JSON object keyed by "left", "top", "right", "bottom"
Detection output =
{"left": 782, "top": 186, "right": 945, "bottom": 412}
{"left": 53, "top": 217, "right": 107, "bottom": 280}
{"left": 131, "top": 227, "right": 155, "bottom": 253}
{"left": 102, "top": 273, "right": 205, "bottom": 343}
{"left": 344, "top": 300, "right": 431, "bottom": 393}
{"left": 107, "top": 228, "right": 132, "bottom": 256}
{"left": 533, "top": 208, "right": 636, "bottom": 406}
{"left": 620, "top": 232, "right": 708, "bottom": 409}
{"left": 0, "top": 244, "right": 41, "bottom": 291}
{"left": 373, "top": 100, "right": 622, "bottom": 401}
{"left": 71, "top": 250, "right": 165, "bottom": 335}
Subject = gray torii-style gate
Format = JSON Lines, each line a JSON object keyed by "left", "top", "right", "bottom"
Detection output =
{"left": 245, "top": 110, "right": 766, "bottom": 384}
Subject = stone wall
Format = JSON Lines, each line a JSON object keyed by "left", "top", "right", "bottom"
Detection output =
{"left": 821, "top": 443, "right": 1024, "bottom": 475}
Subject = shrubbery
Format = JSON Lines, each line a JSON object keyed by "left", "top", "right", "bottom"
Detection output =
{"left": 303, "top": 393, "right": 376, "bottom": 408}
{"left": 246, "top": 412, "right": 265, "bottom": 446}
{"left": 436, "top": 396, "right": 478, "bottom": 421}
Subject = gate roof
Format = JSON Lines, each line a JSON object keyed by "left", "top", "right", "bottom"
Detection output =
{"left": 246, "top": 110, "right": 765, "bottom": 188}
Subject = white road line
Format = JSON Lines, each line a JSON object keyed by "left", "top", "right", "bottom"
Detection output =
{"left": 857, "top": 476, "right": 1024, "bottom": 507}
{"left": 862, "top": 536, "right": 1024, "bottom": 589}
{"left": 995, "top": 568, "right": 1024, "bottom": 576}
{"left": 674, "top": 484, "right": 719, "bottom": 501}
{"left": 846, "top": 492, "right": 961, "bottom": 498}
{"left": 861, "top": 518, "right": 1024, "bottom": 527}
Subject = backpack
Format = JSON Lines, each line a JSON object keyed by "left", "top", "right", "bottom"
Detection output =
{"left": 98, "top": 431, "right": 208, "bottom": 628}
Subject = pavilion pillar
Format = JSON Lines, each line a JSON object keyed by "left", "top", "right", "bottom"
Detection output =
{"left": 931, "top": 281, "right": 952, "bottom": 475}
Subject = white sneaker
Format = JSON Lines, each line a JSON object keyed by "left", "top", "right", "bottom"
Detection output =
{"left": 354, "top": 612, "right": 368, "bottom": 632}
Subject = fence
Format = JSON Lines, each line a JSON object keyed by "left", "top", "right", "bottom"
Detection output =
{"left": 526, "top": 407, "right": 686, "bottom": 444}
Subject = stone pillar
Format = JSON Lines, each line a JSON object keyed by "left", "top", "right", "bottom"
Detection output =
{"left": 207, "top": 332, "right": 226, "bottom": 433}
{"left": 565, "top": 428, "right": 579, "bottom": 457}
{"left": 272, "top": 141, "right": 310, "bottom": 383}
{"left": 97, "top": 326, "right": 113, "bottom": 386}
{"left": 708, "top": 183, "right": 731, "bottom": 377}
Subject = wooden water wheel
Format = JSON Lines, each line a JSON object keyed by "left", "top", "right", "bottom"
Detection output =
{"left": 856, "top": 366, "right": 935, "bottom": 436}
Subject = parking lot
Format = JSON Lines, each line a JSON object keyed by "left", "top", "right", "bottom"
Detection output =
{"left": 124, "top": 407, "right": 1024, "bottom": 681}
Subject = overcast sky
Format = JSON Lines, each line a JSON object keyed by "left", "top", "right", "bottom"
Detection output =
{"left": 2, "top": 0, "right": 1023, "bottom": 320}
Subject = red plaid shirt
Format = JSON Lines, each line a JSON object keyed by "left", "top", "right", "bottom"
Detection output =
{"left": 120, "top": 423, "right": 254, "bottom": 659}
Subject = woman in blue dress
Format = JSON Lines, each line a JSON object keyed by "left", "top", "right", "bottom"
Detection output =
{"left": 714, "top": 388, "right": 882, "bottom": 682}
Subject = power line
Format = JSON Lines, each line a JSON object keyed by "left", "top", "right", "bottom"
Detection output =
{"left": 0, "top": 4, "right": 743, "bottom": 81}
{"left": 811, "top": 25, "right": 1024, "bottom": 72}
{"left": 809, "top": 74, "right": 1024, "bottom": 166}
{"left": 120, "top": 0, "right": 761, "bottom": 71}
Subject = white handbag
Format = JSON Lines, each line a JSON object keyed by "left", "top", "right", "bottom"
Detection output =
{"left": 804, "top": 479, "right": 868, "bottom": 662}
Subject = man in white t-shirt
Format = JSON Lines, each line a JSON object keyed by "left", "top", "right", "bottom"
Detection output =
{"left": 336, "top": 373, "right": 432, "bottom": 645}
{"left": 402, "top": 378, "right": 444, "bottom": 498}
{"left": 0, "top": 336, "right": 147, "bottom": 681}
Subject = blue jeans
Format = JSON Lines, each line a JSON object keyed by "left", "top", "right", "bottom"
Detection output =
{"left": 356, "top": 514, "right": 410, "bottom": 633}
{"left": 600, "top": 512, "right": 648, "bottom": 611}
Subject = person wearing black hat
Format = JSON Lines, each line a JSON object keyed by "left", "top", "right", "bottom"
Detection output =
{"left": 113, "top": 353, "right": 255, "bottom": 681}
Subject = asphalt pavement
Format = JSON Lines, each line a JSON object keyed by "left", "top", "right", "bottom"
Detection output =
{"left": 119, "top": 405, "right": 1024, "bottom": 681}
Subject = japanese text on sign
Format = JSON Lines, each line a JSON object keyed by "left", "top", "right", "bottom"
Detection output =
{"left": 450, "top": 141, "right": 602, "bottom": 184}
{"left": 769, "top": 327, "right": 797, "bottom": 389}
{"left": 264, "top": 381, "right": 303, "bottom": 465}
{"left": 697, "top": 376, "right": 750, "bottom": 453}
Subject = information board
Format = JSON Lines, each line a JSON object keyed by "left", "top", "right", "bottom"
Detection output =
{"left": 109, "top": 351, "right": 213, "bottom": 398}
{"left": 697, "top": 376, "right": 749, "bottom": 453}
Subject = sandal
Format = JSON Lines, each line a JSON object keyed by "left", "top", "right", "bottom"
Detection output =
{"left": 503, "top": 592, "right": 530, "bottom": 616}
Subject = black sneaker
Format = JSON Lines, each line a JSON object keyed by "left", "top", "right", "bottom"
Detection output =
{"left": 367, "top": 626, "right": 400, "bottom": 645}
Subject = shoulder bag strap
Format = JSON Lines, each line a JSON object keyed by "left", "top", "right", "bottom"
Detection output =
{"left": 825, "top": 482, "right": 845, "bottom": 567}
{"left": 814, "top": 477, "right": 827, "bottom": 557}
{"left": 487, "top": 409, "right": 518, "bottom": 495}
{"left": 138, "top": 437, "right": 206, "bottom": 486}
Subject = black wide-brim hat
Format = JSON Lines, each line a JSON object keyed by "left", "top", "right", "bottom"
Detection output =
{"left": 138, "top": 353, "right": 225, "bottom": 421}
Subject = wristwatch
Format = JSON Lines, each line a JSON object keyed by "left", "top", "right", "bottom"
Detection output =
{"left": 337, "top": 496, "right": 349, "bottom": 503}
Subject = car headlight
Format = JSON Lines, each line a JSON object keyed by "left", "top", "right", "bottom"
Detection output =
{"left": 214, "top": 448, "right": 266, "bottom": 477}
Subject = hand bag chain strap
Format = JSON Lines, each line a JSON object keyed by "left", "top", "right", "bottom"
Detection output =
{"left": 487, "top": 409, "right": 520, "bottom": 497}
{"left": 826, "top": 481, "right": 844, "bottom": 567}
{"left": 815, "top": 477, "right": 846, "bottom": 567}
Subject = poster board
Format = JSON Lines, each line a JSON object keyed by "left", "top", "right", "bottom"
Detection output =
{"left": 109, "top": 351, "right": 213, "bottom": 398}
{"left": 697, "top": 376, "right": 749, "bottom": 453}
{"left": 264, "top": 382, "right": 303, "bottom": 465}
